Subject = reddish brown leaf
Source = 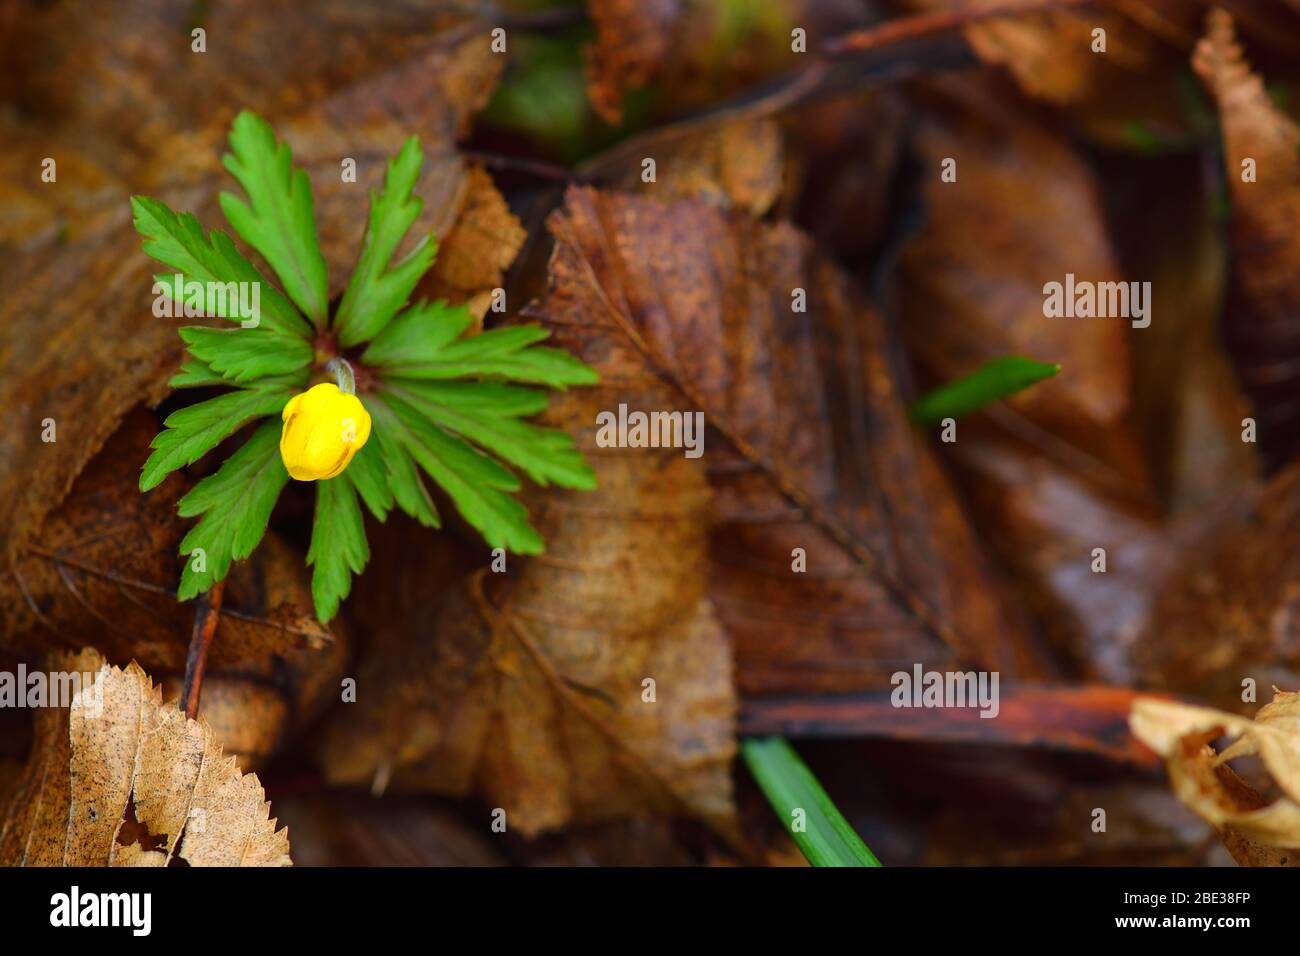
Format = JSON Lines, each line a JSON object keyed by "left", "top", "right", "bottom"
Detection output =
{"left": 536, "top": 186, "right": 1048, "bottom": 702}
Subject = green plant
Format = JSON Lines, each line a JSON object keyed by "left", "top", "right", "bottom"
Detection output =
{"left": 133, "top": 111, "right": 597, "bottom": 622}
{"left": 909, "top": 355, "right": 1060, "bottom": 425}
{"left": 742, "top": 737, "right": 881, "bottom": 867}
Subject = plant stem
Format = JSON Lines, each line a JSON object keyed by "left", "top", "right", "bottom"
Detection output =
{"left": 327, "top": 356, "right": 357, "bottom": 395}
{"left": 181, "top": 579, "right": 225, "bottom": 719}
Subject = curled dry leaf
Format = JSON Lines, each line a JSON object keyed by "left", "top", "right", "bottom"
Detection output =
{"left": 1131, "top": 692, "right": 1300, "bottom": 865}
{"left": 0, "top": 648, "right": 290, "bottom": 866}
{"left": 1193, "top": 9, "right": 1300, "bottom": 468}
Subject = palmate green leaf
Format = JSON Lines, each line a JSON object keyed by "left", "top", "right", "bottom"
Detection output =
{"left": 170, "top": 355, "right": 307, "bottom": 391}
{"left": 308, "top": 474, "right": 369, "bottom": 623}
{"left": 370, "top": 422, "right": 439, "bottom": 527}
{"left": 136, "top": 112, "right": 602, "bottom": 625}
{"left": 364, "top": 300, "right": 598, "bottom": 388}
{"left": 909, "top": 356, "right": 1061, "bottom": 425}
{"left": 140, "top": 386, "right": 291, "bottom": 492}
{"left": 220, "top": 110, "right": 330, "bottom": 328}
{"left": 383, "top": 380, "right": 595, "bottom": 489}
{"left": 371, "top": 396, "right": 542, "bottom": 553}
{"left": 170, "top": 357, "right": 229, "bottom": 390}
{"left": 741, "top": 737, "right": 881, "bottom": 868}
{"left": 344, "top": 437, "right": 395, "bottom": 522}
{"left": 176, "top": 420, "right": 290, "bottom": 600}
{"left": 179, "top": 326, "right": 313, "bottom": 384}
{"left": 131, "top": 196, "right": 311, "bottom": 337}
{"left": 333, "top": 137, "right": 438, "bottom": 348}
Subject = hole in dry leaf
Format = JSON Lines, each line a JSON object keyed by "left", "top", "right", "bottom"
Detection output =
{"left": 168, "top": 822, "right": 194, "bottom": 867}
{"left": 115, "top": 796, "right": 167, "bottom": 853}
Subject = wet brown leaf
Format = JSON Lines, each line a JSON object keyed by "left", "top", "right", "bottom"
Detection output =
{"left": 1115, "top": 153, "right": 1258, "bottom": 514}
{"left": 318, "top": 190, "right": 752, "bottom": 842}
{"left": 899, "top": 76, "right": 1164, "bottom": 680}
{"left": 782, "top": 89, "right": 906, "bottom": 264}
{"left": 537, "top": 187, "right": 1046, "bottom": 701}
{"left": 319, "top": 481, "right": 738, "bottom": 840}
{"left": 0, "top": 647, "right": 291, "bottom": 866}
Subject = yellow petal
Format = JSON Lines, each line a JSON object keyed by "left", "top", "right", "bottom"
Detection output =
{"left": 279, "top": 383, "right": 372, "bottom": 481}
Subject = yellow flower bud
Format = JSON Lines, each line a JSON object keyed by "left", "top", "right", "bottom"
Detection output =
{"left": 279, "top": 382, "right": 372, "bottom": 481}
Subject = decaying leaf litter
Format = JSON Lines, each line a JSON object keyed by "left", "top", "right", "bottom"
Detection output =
{"left": 6, "top": 0, "right": 1300, "bottom": 866}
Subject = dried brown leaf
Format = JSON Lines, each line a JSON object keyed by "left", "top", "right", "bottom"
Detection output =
{"left": 319, "top": 470, "right": 738, "bottom": 839}
{"left": 581, "top": 117, "right": 785, "bottom": 216}
{"left": 0, "top": 648, "right": 291, "bottom": 866}
{"left": 1193, "top": 9, "right": 1300, "bottom": 466}
{"left": 0, "top": 408, "right": 330, "bottom": 667}
{"left": 534, "top": 187, "right": 1045, "bottom": 700}
{"left": 1134, "top": 461, "right": 1300, "bottom": 706}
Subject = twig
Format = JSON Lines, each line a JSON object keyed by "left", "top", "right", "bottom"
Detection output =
{"left": 180, "top": 579, "right": 225, "bottom": 719}
{"left": 461, "top": 149, "right": 583, "bottom": 184}
{"left": 825, "top": 0, "right": 1097, "bottom": 56}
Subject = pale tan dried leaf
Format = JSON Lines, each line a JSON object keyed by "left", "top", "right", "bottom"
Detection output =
{"left": 0, "top": 648, "right": 291, "bottom": 866}
{"left": 1131, "top": 693, "right": 1300, "bottom": 862}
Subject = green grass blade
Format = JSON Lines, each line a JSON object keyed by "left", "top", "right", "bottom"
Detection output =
{"left": 742, "top": 737, "right": 881, "bottom": 867}
{"left": 909, "top": 356, "right": 1060, "bottom": 425}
